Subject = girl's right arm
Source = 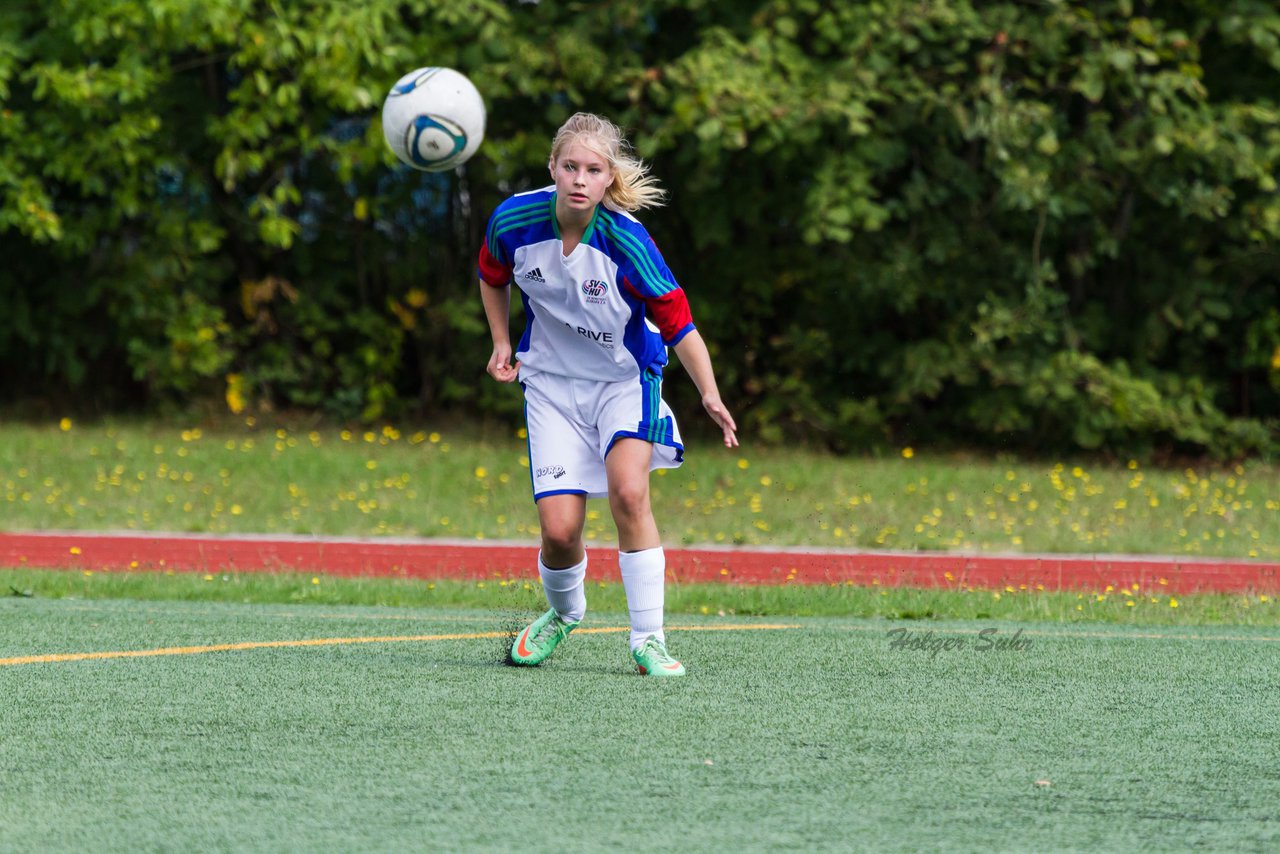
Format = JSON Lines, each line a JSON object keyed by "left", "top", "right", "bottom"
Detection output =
{"left": 479, "top": 279, "right": 519, "bottom": 383}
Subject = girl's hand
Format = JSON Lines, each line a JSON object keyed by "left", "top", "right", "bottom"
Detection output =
{"left": 487, "top": 347, "right": 520, "bottom": 383}
{"left": 702, "top": 394, "right": 739, "bottom": 448}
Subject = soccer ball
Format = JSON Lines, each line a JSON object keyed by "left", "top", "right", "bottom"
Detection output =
{"left": 381, "top": 67, "right": 485, "bottom": 172}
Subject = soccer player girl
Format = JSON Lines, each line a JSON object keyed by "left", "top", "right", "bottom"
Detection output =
{"left": 477, "top": 112, "right": 738, "bottom": 677}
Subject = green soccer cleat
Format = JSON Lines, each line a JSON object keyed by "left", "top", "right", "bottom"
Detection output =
{"left": 632, "top": 635, "right": 686, "bottom": 677}
{"left": 510, "top": 608, "right": 579, "bottom": 666}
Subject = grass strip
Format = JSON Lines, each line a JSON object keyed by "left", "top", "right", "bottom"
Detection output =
{"left": 5, "top": 566, "right": 1278, "bottom": 626}
{"left": 4, "top": 418, "right": 1279, "bottom": 558}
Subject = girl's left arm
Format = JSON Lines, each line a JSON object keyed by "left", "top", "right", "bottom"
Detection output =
{"left": 673, "top": 329, "right": 738, "bottom": 448}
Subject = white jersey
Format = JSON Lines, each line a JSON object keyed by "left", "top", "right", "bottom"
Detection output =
{"left": 478, "top": 186, "right": 694, "bottom": 383}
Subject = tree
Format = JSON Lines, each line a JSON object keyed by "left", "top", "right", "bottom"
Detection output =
{"left": 1, "top": 0, "right": 1276, "bottom": 457}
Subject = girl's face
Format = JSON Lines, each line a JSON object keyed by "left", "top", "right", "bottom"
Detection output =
{"left": 550, "top": 139, "right": 614, "bottom": 216}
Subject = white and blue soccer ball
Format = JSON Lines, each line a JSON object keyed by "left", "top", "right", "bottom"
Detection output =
{"left": 381, "top": 67, "right": 485, "bottom": 172}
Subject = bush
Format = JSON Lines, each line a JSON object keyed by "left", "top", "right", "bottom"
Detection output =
{"left": 1, "top": 0, "right": 1276, "bottom": 458}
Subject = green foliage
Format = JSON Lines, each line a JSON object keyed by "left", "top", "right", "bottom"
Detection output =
{"left": 644, "top": 0, "right": 1280, "bottom": 457}
{"left": 124, "top": 291, "right": 234, "bottom": 396}
{"left": 0, "top": 0, "right": 1276, "bottom": 457}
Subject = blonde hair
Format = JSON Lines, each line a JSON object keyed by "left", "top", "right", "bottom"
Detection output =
{"left": 549, "top": 112, "right": 666, "bottom": 212}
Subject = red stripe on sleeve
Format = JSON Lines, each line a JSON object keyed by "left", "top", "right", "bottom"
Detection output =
{"left": 478, "top": 243, "right": 512, "bottom": 286}
{"left": 625, "top": 278, "right": 693, "bottom": 343}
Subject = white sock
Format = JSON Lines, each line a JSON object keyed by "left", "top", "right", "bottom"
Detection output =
{"left": 539, "top": 553, "right": 587, "bottom": 624}
{"left": 619, "top": 547, "right": 665, "bottom": 651}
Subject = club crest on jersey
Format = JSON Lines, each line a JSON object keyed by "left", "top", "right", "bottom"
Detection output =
{"left": 582, "top": 279, "right": 608, "bottom": 304}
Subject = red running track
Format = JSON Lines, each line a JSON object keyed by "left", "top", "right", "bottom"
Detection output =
{"left": 2, "top": 530, "right": 1278, "bottom": 594}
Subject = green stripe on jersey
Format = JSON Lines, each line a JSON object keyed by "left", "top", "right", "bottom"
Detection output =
{"left": 490, "top": 196, "right": 550, "bottom": 229}
{"left": 490, "top": 207, "right": 551, "bottom": 243}
{"left": 600, "top": 213, "right": 677, "bottom": 296}
{"left": 642, "top": 369, "right": 663, "bottom": 443}
{"left": 487, "top": 198, "right": 553, "bottom": 250}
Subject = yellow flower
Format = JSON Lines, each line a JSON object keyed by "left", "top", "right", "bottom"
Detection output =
{"left": 59, "top": 417, "right": 73, "bottom": 432}
{"left": 1169, "top": 597, "right": 1179, "bottom": 608}
{"left": 902, "top": 447, "right": 915, "bottom": 459}
{"left": 225, "top": 374, "right": 246, "bottom": 415}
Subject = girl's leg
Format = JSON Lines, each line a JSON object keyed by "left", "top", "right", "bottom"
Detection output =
{"left": 509, "top": 493, "right": 588, "bottom": 666}
{"left": 536, "top": 493, "right": 589, "bottom": 622}
{"left": 537, "top": 493, "right": 588, "bottom": 567}
{"left": 605, "top": 438, "right": 660, "bottom": 551}
{"left": 606, "top": 439, "right": 671, "bottom": 654}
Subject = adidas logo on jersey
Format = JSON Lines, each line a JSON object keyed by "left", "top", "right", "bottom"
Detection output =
{"left": 523, "top": 267, "right": 546, "bottom": 283}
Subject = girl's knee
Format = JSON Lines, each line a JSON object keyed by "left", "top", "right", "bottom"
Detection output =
{"left": 609, "top": 480, "right": 651, "bottom": 521}
{"left": 541, "top": 524, "right": 579, "bottom": 553}
{"left": 539, "top": 516, "right": 583, "bottom": 557}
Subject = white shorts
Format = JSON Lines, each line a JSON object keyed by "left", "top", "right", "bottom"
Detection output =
{"left": 521, "top": 369, "right": 684, "bottom": 500}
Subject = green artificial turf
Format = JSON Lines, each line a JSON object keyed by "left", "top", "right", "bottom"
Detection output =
{"left": 2, "top": 597, "right": 1277, "bottom": 852}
